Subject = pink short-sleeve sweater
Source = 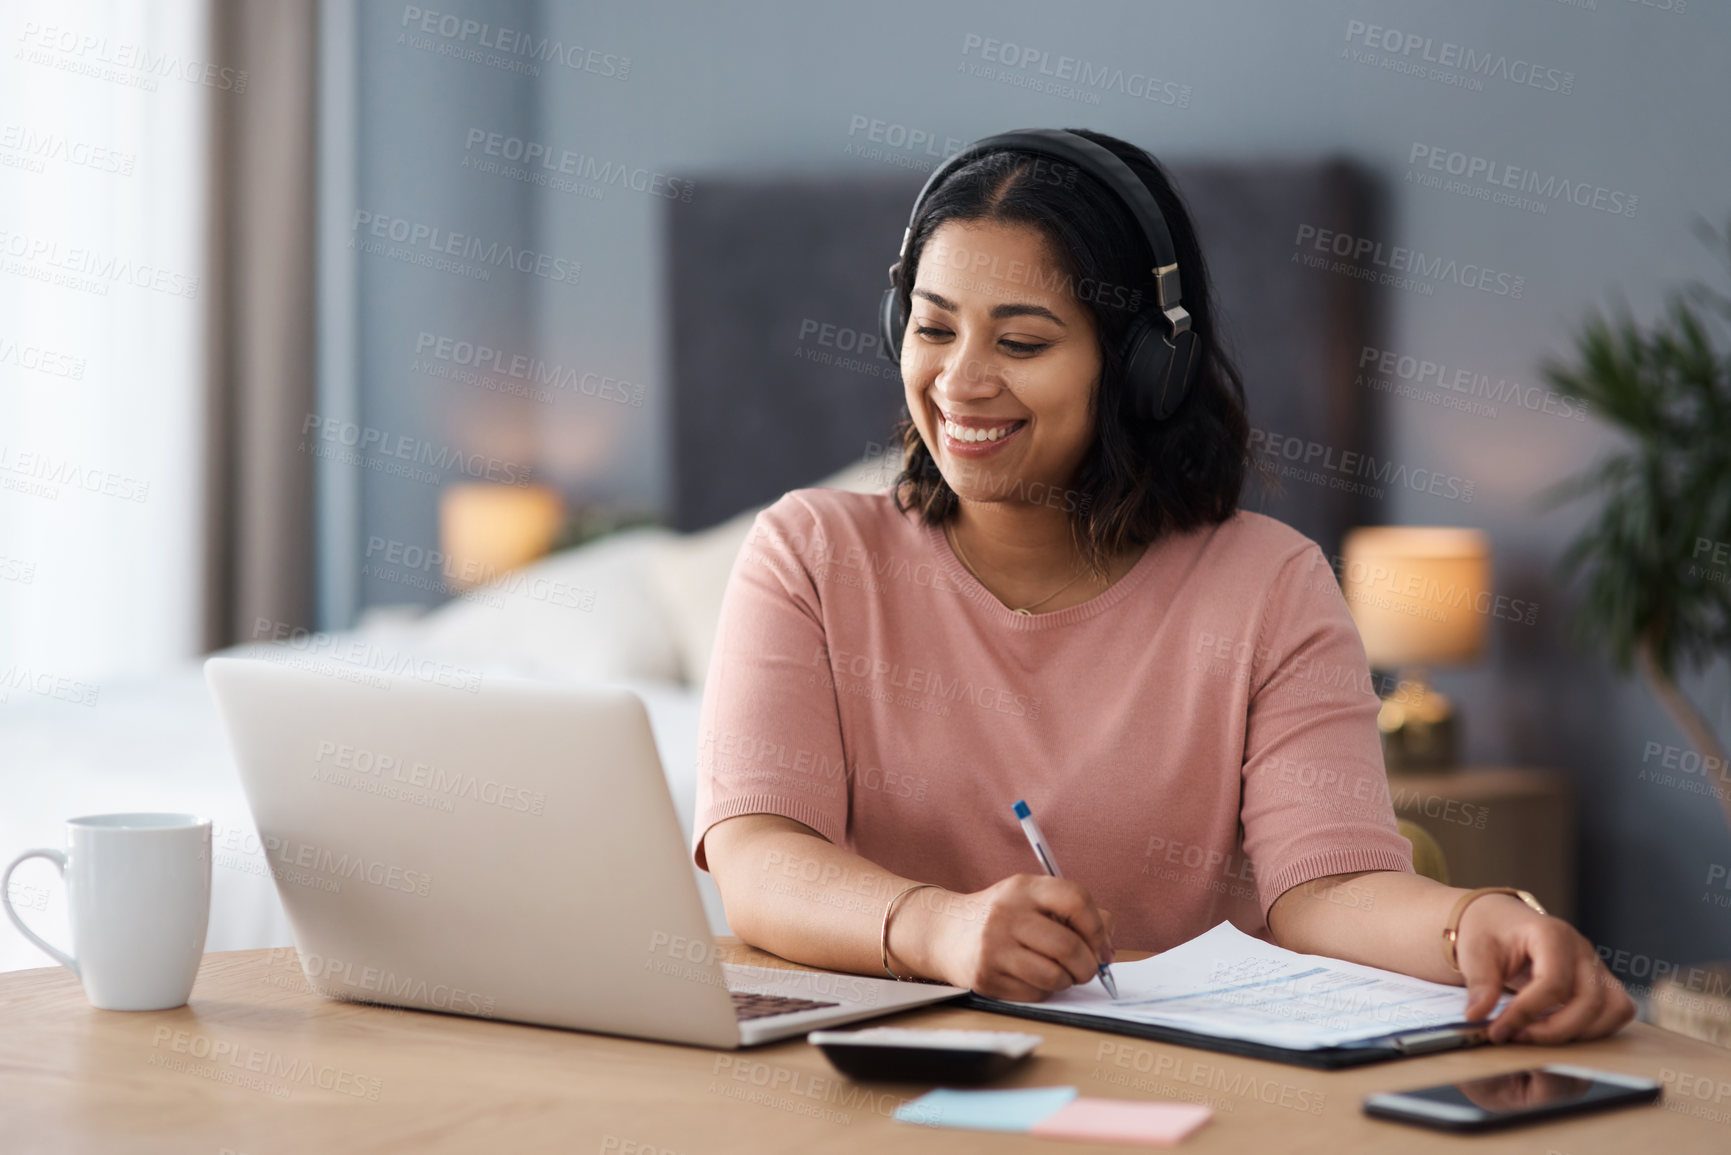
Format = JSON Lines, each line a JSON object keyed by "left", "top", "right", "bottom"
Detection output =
{"left": 691, "top": 486, "right": 1414, "bottom": 952}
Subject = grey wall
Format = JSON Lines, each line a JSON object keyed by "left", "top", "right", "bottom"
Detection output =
{"left": 339, "top": 0, "right": 543, "bottom": 617}
{"left": 338, "top": 0, "right": 1731, "bottom": 981}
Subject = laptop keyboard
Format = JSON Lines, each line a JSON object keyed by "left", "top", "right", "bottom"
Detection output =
{"left": 729, "top": 990, "right": 840, "bottom": 1022}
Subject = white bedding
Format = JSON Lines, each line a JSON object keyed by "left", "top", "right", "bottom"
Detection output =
{"left": 1, "top": 616, "right": 724, "bottom": 976}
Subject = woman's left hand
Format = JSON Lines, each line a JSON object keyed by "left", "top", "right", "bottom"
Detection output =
{"left": 1455, "top": 894, "right": 1638, "bottom": 1044}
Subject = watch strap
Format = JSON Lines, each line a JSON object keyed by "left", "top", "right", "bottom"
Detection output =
{"left": 1442, "top": 886, "right": 1547, "bottom": 973}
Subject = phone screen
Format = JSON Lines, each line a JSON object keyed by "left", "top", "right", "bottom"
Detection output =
{"left": 1407, "top": 1069, "right": 1602, "bottom": 1116}
{"left": 1366, "top": 1066, "right": 1660, "bottom": 1130}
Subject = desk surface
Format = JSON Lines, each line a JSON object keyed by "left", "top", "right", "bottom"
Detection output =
{"left": 3, "top": 938, "right": 1728, "bottom": 1154}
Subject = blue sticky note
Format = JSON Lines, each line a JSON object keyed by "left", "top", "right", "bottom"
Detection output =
{"left": 894, "top": 1086, "right": 1080, "bottom": 1132}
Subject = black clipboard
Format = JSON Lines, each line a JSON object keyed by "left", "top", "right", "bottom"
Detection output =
{"left": 958, "top": 993, "right": 1492, "bottom": 1070}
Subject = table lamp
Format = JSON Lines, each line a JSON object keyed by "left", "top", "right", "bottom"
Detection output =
{"left": 1338, "top": 526, "right": 1491, "bottom": 773}
{"left": 437, "top": 482, "right": 565, "bottom": 591}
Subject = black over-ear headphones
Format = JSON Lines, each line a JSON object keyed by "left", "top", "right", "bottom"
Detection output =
{"left": 878, "top": 128, "right": 1199, "bottom": 423}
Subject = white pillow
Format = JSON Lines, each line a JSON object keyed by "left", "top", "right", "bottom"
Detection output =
{"left": 409, "top": 525, "right": 685, "bottom": 684}
{"left": 643, "top": 457, "right": 896, "bottom": 688}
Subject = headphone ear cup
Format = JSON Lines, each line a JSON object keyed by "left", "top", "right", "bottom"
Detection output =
{"left": 1120, "top": 315, "right": 1197, "bottom": 422}
{"left": 1118, "top": 316, "right": 1171, "bottom": 422}
{"left": 879, "top": 286, "right": 905, "bottom": 366}
{"left": 1159, "top": 327, "right": 1199, "bottom": 420}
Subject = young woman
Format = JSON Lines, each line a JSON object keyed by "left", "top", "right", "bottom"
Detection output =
{"left": 692, "top": 128, "right": 1633, "bottom": 1045}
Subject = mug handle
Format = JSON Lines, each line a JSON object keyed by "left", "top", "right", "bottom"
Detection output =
{"left": 2, "top": 850, "right": 78, "bottom": 975}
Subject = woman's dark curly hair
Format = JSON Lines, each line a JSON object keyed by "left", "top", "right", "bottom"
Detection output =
{"left": 888, "top": 128, "right": 1251, "bottom": 579}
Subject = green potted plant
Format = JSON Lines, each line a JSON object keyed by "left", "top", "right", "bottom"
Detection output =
{"left": 1541, "top": 217, "right": 1731, "bottom": 1044}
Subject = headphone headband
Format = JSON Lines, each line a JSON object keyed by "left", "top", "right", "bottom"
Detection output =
{"left": 893, "top": 128, "right": 1183, "bottom": 311}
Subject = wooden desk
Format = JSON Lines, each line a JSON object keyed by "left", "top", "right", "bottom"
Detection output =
{"left": 4, "top": 939, "right": 1728, "bottom": 1154}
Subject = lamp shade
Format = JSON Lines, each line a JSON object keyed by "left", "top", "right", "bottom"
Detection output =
{"left": 438, "top": 483, "right": 565, "bottom": 591}
{"left": 1338, "top": 526, "right": 1492, "bottom": 668}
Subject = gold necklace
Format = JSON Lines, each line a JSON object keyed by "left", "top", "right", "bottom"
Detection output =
{"left": 944, "top": 521, "right": 1096, "bottom": 615}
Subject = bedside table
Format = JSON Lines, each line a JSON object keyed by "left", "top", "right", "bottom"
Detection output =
{"left": 1385, "top": 766, "right": 1577, "bottom": 922}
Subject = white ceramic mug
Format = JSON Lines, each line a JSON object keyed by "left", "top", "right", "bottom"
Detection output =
{"left": 2, "top": 813, "right": 212, "bottom": 1010}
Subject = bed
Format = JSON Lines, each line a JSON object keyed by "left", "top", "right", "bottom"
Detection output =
{"left": 1, "top": 158, "right": 1379, "bottom": 974}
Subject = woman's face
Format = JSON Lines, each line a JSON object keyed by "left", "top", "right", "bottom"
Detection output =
{"left": 900, "top": 218, "right": 1101, "bottom": 507}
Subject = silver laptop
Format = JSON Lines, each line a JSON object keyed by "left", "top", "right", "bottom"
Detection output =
{"left": 203, "top": 655, "right": 964, "bottom": 1047}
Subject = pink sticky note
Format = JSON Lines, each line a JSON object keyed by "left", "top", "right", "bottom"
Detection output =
{"left": 1028, "top": 1098, "right": 1213, "bottom": 1145}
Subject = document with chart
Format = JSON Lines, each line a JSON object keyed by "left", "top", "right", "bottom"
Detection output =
{"left": 993, "top": 921, "right": 1509, "bottom": 1050}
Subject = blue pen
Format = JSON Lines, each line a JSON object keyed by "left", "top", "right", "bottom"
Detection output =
{"left": 1012, "top": 799, "right": 1118, "bottom": 999}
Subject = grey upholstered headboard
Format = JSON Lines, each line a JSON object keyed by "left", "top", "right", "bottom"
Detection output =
{"left": 663, "top": 159, "right": 1382, "bottom": 558}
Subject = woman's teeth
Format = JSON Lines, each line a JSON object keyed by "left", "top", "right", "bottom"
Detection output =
{"left": 944, "top": 420, "right": 1020, "bottom": 443}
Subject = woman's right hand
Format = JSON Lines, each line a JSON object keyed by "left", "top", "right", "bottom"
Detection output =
{"left": 902, "top": 874, "right": 1116, "bottom": 1001}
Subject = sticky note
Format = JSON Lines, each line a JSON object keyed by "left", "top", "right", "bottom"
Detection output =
{"left": 1030, "top": 1098, "right": 1214, "bottom": 1145}
{"left": 894, "top": 1086, "right": 1079, "bottom": 1132}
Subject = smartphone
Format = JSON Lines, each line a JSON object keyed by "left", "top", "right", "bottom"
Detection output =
{"left": 1363, "top": 1065, "right": 1661, "bottom": 1133}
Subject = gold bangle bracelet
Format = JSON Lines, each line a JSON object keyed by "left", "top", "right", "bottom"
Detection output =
{"left": 1442, "top": 886, "right": 1547, "bottom": 973}
{"left": 881, "top": 882, "right": 940, "bottom": 981}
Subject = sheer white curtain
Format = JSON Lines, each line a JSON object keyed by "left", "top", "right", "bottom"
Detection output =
{"left": 0, "top": 0, "right": 209, "bottom": 684}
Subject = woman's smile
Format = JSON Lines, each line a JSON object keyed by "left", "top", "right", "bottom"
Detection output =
{"left": 935, "top": 405, "right": 1028, "bottom": 458}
